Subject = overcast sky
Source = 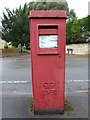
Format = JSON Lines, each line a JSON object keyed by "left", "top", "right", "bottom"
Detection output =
{"left": 0, "top": 0, "right": 89, "bottom": 19}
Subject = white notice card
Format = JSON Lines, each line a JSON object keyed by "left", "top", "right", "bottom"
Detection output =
{"left": 39, "top": 35, "right": 58, "bottom": 48}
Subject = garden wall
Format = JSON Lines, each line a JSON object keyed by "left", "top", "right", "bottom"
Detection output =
{"left": 66, "top": 43, "right": 88, "bottom": 55}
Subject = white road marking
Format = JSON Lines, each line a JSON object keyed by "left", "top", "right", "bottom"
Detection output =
{"left": 0, "top": 79, "right": 89, "bottom": 95}
{"left": 0, "top": 90, "right": 89, "bottom": 96}
{"left": 66, "top": 90, "right": 89, "bottom": 93}
{"left": 8, "top": 81, "right": 13, "bottom": 83}
{"left": 66, "top": 80, "right": 90, "bottom": 83}
{"left": 0, "top": 80, "right": 28, "bottom": 84}
{"left": 0, "top": 80, "right": 90, "bottom": 84}
{"left": 0, "top": 79, "right": 89, "bottom": 84}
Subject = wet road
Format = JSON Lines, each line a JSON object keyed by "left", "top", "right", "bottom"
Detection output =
{"left": 0, "top": 54, "right": 88, "bottom": 95}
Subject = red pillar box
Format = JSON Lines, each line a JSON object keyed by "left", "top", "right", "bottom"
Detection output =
{"left": 28, "top": 10, "right": 67, "bottom": 114}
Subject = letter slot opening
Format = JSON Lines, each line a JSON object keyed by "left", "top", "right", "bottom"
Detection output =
{"left": 38, "top": 25, "right": 58, "bottom": 29}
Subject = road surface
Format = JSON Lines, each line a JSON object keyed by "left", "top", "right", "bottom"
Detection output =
{"left": 0, "top": 54, "right": 89, "bottom": 118}
{"left": 1, "top": 55, "right": 88, "bottom": 95}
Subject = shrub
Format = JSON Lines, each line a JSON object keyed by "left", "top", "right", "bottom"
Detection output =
{"left": 4, "top": 43, "right": 8, "bottom": 49}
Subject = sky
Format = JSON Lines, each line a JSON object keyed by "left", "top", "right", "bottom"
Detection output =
{"left": 0, "top": 0, "right": 89, "bottom": 19}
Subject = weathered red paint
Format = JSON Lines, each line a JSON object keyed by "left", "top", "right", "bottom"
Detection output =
{"left": 29, "top": 10, "right": 67, "bottom": 114}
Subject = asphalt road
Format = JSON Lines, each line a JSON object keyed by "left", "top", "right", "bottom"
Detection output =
{"left": 1, "top": 54, "right": 88, "bottom": 95}
{"left": 0, "top": 54, "right": 89, "bottom": 118}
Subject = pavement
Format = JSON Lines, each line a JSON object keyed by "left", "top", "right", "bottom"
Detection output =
{"left": 0, "top": 54, "right": 89, "bottom": 119}
{"left": 2, "top": 93, "right": 88, "bottom": 119}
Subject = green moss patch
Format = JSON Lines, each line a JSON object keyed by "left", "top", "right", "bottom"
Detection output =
{"left": 64, "top": 100, "right": 73, "bottom": 115}
{"left": 28, "top": 98, "right": 73, "bottom": 116}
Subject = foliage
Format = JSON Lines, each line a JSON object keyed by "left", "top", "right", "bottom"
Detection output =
{"left": 1, "top": 1, "right": 88, "bottom": 46}
{"left": 2, "top": 3, "right": 30, "bottom": 47}
{"left": 66, "top": 15, "right": 90, "bottom": 44}
{"left": 80, "top": 15, "right": 90, "bottom": 42}
{"left": 2, "top": 1, "right": 88, "bottom": 45}
{"left": 1, "top": 1, "right": 76, "bottom": 47}
{"left": 4, "top": 43, "right": 8, "bottom": 49}
{"left": 66, "top": 20, "right": 73, "bottom": 44}
{"left": 71, "top": 19, "right": 82, "bottom": 43}
{"left": 32, "top": 1, "right": 69, "bottom": 14}
{"left": 68, "top": 9, "right": 76, "bottom": 20}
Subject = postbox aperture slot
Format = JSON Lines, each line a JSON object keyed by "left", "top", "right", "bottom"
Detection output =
{"left": 39, "top": 35, "right": 58, "bottom": 48}
{"left": 38, "top": 25, "right": 58, "bottom": 29}
{"left": 38, "top": 25, "right": 58, "bottom": 35}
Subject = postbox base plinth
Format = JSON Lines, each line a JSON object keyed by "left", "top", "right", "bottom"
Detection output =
{"left": 34, "top": 109, "right": 64, "bottom": 115}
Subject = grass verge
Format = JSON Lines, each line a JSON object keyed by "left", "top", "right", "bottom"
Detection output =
{"left": 1, "top": 48, "right": 30, "bottom": 57}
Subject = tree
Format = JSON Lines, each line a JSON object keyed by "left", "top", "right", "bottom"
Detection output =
{"left": 66, "top": 15, "right": 90, "bottom": 44}
{"left": 66, "top": 20, "right": 73, "bottom": 44}
{"left": 68, "top": 9, "right": 76, "bottom": 20}
{"left": 79, "top": 15, "right": 90, "bottom": 42}
{"left": 71, "top": 19, "right": 82, "bottom": 43}
{"left": 1, "top": 1, "right": 75, "bottom": 47}
{"left": 2, "top": 3, "right": 30, "bottom": 47}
